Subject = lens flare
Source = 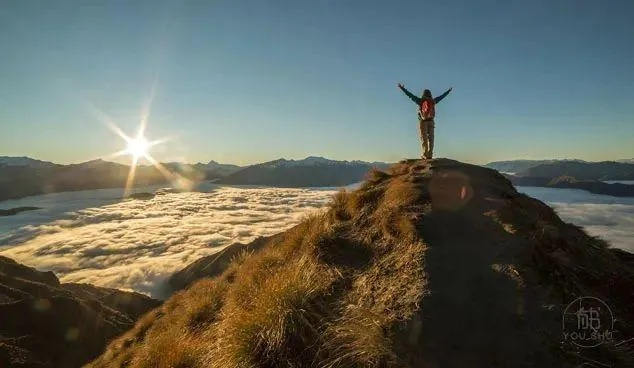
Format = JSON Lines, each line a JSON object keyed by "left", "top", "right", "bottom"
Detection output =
{"left": 125, "top": 135, "right": 150, "bottom": 159}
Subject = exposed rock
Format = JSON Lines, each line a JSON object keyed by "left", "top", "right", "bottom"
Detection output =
{"left": 0, "top": 256, "right": 161, "bottom": 368}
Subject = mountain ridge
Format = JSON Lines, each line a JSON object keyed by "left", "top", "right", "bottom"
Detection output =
{"left": 0, "top": 155, "right": 385, "bottom": 169}
{"left": 88, "top": 158, "right": 634, "bottom": 368}
{"left": 216, "top": 157, "right": 390, "bottom": 187}
{"left": 0, "top": 156, "right": 390, "bottom": 201}
{"left": 485, "top": 159, "right": 586, "bottom": 173}
{"left": 517, "top": 160, "right": 634, "bottom": 180}
{"left": 0, "top": 256, "right": 160, "bottom": 368}
{"left": 487, "top": 159, "right": 634, "bottom": 196}
{"left": 0, "top": 156, "right": 59, "bottom": 169}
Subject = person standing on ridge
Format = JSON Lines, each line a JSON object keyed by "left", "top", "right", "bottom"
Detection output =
{"left": 397, "top": 83, "right": 452, "bottom": 159}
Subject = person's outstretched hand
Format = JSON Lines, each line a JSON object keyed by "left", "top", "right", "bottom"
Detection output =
{"left": 397, "top": 83, "right": 404, "bottom": 89}
{"left": 449, "top": 87, "right": 453, "bottom": 92}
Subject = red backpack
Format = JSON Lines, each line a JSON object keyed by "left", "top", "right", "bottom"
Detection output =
{"left": 419, "top": 98, "right": 435, "bottom": 120}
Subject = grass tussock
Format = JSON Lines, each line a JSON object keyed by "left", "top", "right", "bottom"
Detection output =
{"left": 494, "top": 193, "right": 634, "bottom": 336}
{"left": 88, "top": 164, "right": 429, "bottom": 368}
{"left": 210, "top": 256, "right": 337, "bottom": 367}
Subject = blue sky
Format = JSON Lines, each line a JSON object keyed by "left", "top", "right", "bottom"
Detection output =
{"left": 1, "top": 0, "right": 633, "bottom": 165}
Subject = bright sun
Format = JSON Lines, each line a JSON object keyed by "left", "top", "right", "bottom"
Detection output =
{"left": 125, "top": 135, "right": 150, "bottom": 159}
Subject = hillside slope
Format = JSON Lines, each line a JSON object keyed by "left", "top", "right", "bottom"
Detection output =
{"left": 0, "top": 256, "right": 160, "bottom": 368}
{"left": 88, "top": 159, "right": 633, "bottom": 368}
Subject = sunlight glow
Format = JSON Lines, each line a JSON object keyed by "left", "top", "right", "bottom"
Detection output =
{"left": 76, "top": 46, "right": 193, "bottom": 198}
{"left": 86, "top": 95, "right": 191, "bottom": 198}
{"left": 125, "top": 135, "right": 150, "bottom": 159}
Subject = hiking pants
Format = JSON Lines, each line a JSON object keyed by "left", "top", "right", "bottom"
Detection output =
{"left": 419, "top": 119, "right": 435, "bottom": 158}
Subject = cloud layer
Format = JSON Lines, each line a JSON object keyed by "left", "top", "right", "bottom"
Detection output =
{"left": 519, "top": 186, "right": 634, "bottom": 252}
{"left": 551, "top": 202, "right": 634, "bottom": 252}
{"left": 1, "top": 185, "right": 632, "bottom": 298}
{"left": 0, "top": 187, "right": 335, "bottom": 297}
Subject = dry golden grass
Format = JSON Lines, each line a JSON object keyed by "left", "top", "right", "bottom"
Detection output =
{"left": 209, "top": 257, "right": 337, "bottom": 367}
{"left": 87, "top": 165, "right": 429, "bottom": 368}
{"left": 128, "top": 328, "right": 206, "bottom": 368}
{"left": 88, "top": 161, "right": 634, "bottom": 367}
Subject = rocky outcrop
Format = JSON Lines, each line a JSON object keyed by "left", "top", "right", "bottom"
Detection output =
{"left": 0, "top": 256, "right": 161, "bottom": 368}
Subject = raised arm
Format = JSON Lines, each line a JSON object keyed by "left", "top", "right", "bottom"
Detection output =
{"left": 397, "top": 83, "right": 421, "bottom": 105}
{"left": 434, "top": 87, "right": 453, "bottom": 103}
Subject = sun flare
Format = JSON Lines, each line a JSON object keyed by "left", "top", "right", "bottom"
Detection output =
{"left": 125, "top": 135, "right": 150, "bottom": 159}
{"left": 92, "top": 85, "right": 192, "bottom": 197}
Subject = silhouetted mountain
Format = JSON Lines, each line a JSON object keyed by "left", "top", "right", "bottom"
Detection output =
{"left": 0, "top": 155, "right": 387, "bottom": 200}
{"left": 0, "top": 156, "right": 58, "bottom": 169}
{"left": 0, "top": 157, "right": 242, "bottom": 201}
{"left": 485, "top": 160, "right": 634, "bottom": 196}
{"left": 89, "top": 159, "right": 633, "bottom": 368}
{"left": 516, "top": 161, "right": 634, "bottom": 180}
{"left": 506, "top": 175, "right": 634, "bottom": 197}
{"left": 191, "top": 160, "right": 242, "bottom": 179}
{"left": 484, "top": 159, "right": 585, "bottom": 173}
{"left": 0, "top": 256, "right": 160, "bottom": 368}
{"left": 616, "top": 158, "right": 634, "bottom": 164}
{"left": 217, "top": 157, "right": 390, "bottom": 187}
{"left": 0, "top": 159, "right": 167, "bottom": 201}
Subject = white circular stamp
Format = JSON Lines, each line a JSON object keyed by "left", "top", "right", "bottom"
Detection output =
{"left": 563, "top": 296, "right": 615, "bottom": 348}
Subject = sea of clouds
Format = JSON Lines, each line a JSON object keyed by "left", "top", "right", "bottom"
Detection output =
{"left": 0, "top": 187, "right": 336, "bottom": 297}
{"left": 1, "top": 185, "right": 632, "bottom": 298}
{"left": 519, "top": 186, "right": 634, "bottom": 253}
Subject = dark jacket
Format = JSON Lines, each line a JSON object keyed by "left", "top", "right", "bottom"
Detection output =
{"left": 399, "top": 85, "right": 452, "bottom": 106}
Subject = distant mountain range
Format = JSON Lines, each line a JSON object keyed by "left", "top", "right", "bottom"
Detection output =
{"left": 484, "top": 159, "right": 586, "bottom": 174}
{"left": 517, "top": 161, "right": 634, "bottom": 181}
{"left": 616, "top": 159, "right": 634, "bottom": 164}
{"left": 0, "top": 159, "right": 167, "bottom": 202}
{"left": 217, "top": 156, "right": 390, "bottom": 187}
{"left": 192, "top": 160, "right": 242, "bottom": 177}
{"left": 487, "top": 159, "right": 634, "bottom": 197}
{"left": 485, "top": 159, "right": 634, "bottom": 181}
{"left": 506, "top": 175, "right": 634, "bottom": 197}
{"left": 4, "top": 156, "right": 633, "bottom": 202}
{"left": 0, "top": 156, "right": 389, "bottom": 201}
{"left": 0, "top": 156, "right": 59, "bottom": 169}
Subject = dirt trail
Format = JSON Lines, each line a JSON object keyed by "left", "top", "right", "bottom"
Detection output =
{"left": 396, "top": 160, "right": 566, "bottom": 367}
